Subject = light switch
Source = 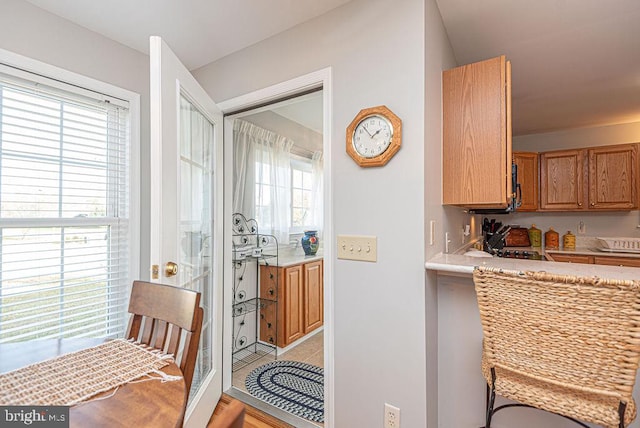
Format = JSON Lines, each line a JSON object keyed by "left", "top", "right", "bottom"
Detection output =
{"left": 337, "top": 235, "right": 377, "bottom": 262}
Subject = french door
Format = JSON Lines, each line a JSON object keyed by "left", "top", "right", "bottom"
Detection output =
{"left": 149, "top": 36, "right": 224, "bottom": 427}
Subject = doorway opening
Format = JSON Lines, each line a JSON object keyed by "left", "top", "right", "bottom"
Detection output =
{"left": 220, "top": 71, "right": 332, "bottom": 428}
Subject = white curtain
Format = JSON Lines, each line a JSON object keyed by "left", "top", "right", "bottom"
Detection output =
{"left": 310, "top": 151, "right": 323, "bottom": 240}
{"left": 233, "top": 119, "right": 293, "bottom": 243}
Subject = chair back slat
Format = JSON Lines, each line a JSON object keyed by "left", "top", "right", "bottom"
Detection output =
{"left": 153, "top": 320, "right": 168, "bottom": 350}
{"left": 125, "top": 280, "right": 203, "bottom": 393}
{"left": 166, "top": 324, "right": 182, "bottom": 356}
{"left": 141, "top": 316, "right": 155, "bottom": 344}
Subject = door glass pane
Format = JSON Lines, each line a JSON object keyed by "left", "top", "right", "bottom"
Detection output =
{"left": 178, "top": 95, "right": 214, "bottom": 399}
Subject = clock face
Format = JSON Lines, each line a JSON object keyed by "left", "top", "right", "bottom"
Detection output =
{"left": 352, "top": 114, "right": 393, "bottom": 159}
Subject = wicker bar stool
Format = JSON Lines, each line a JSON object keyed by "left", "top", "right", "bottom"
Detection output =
{"left": 473, "top": 266, "right": 640, "bottom": 428}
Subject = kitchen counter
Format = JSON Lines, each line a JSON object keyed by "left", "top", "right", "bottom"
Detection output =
{"left": 426, "top": 251, "right": 640, "bottom": 280}
{"left": 261, "top": 249, "right": 323, "bottom": 267}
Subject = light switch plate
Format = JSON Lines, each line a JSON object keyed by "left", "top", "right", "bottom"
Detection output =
{"left": 337, "top": 235, "right": 377, "bottom": 262}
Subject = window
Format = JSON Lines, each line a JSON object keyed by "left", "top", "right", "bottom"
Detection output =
{"left": 291, "top": 159, "right": 313, "bottom": 230}
{"left": 0, "top": 62, "right": 135, "bottom": 343}
{"left": 254, "top": 156, "right": 318, "bottom": 235}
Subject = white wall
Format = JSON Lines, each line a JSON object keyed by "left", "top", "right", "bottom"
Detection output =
{"left": 511, "top": 121, "right": 640, "bottom": 238}
{"left": 0, "top": 0, "right": 152, "bottom": 277}
{"left": 421, "top": 0, "right": 469, "bottom": 426}
{"left": 193, "top": 0, "right": 458, "bottom": 426}
{"left": 514, "top": 121, "right": 640, "bottom": 152}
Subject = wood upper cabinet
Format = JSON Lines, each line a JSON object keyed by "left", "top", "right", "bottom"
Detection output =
{"left": 260, "top": 259, "right": 323, "bottom": 348}
{"left": 442, "top": 55, "right": 512, "bottom": 208}
{"left": 588, "top": 144, "right": 637, "bottom": 209}
{"left": 540, "top": 143, "right": 638, "bottom": 211}
{"left": 540, "top": 149, "right": 584, "bottom": 210}
{"left": 513, "top": 152, "right": 538, "bottom": 211}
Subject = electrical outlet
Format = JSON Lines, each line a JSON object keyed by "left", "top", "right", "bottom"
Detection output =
{"left": 384, "top": 403, "right": 400, "bottom": 428}
{"left": 429, "top": 220, "right": 435, "bottom": 245}
{"left": 578, "top": 221, "right": 586, "bottom": 234}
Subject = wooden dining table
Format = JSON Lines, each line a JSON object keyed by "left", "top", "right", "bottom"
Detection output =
{"left": 0, "top": 338, "right": 187, "bottom": 428}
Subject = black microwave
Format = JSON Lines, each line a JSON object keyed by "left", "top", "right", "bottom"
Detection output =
{"left": 469, "top": 163, "right": 521, "bottom": 214}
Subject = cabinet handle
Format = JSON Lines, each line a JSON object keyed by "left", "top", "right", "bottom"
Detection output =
{"left": 578, "top": 202, "right": 582, "bottom": 207}
{"left": 269, "top": 288, "right": 274, "bottom": 295}
{"left": 267, "top": 322, "right": 272, "bottom": 328}
{"left": 590, "top": 202, "right": 595, "bottom": 206}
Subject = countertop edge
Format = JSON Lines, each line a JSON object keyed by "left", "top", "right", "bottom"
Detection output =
{"left": 426, "top": 253, "right": 640, "bottom": 281}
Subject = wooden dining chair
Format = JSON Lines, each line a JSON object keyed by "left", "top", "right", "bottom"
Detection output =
{"left": 126, "top": 280, "right": 203, "bottom": 394}
{"left": 473, "top": 266, "right": 640, "bottom": 428}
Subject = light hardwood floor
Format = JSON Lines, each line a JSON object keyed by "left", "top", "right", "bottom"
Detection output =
{"left": 208, "top": 394, "right": 294, "bottom": 428}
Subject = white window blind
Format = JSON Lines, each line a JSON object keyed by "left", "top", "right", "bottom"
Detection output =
{"left": 0, "top": 69, "right": 131, "bottom": 343}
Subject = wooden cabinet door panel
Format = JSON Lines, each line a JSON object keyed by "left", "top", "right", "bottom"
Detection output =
{"left": 259, "top": 301, "right": 277, "bottom": 347}
{"left": 593, "top": 256, "right": 640, "bottom": 268}
{"left": 443, "top": 56, "right": 510, "bottom": 207}
{"left": 513, "top": 152, "right": 538, "bottom": 211}
{"left": 540, "top": 150, "right": 584, "bottom": 210}
{"left": 282, "top": 265, "right": 304, "bottom": 347}
{"left": 588, "top": 145, "right": 637, "bottom": 209}
{"left": 303, "top": 260, "right": 324, "bottom": 334}
{"left": 547, "top": 253, "right": 593, "bottom": 264}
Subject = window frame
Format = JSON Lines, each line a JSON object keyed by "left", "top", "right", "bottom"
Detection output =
{"left": 0, "top": 47, "right": 140, "bottom": 341}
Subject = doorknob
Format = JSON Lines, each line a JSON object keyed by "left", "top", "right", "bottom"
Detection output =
{"left": 164, "top": 261, "right": 178, "bottom": 277}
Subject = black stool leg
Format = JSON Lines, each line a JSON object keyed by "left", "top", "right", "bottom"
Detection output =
{"left": 618, "top": 401, "right": 627, "bottom": 428}
{"left": 485, "top": 368, "right": 496, "bottom": 428}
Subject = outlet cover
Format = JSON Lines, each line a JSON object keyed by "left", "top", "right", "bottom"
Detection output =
{"left": 337, "top": 235, "right": 377, "bottom": 262}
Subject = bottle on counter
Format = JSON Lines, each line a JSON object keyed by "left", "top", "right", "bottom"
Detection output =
{"left": 562, "top": 230, "right": 576, "bottom": 250}
{"left": 528, "top": 224, "right": 542, "bottom": 247}
{"left": 544, "top": 227, "right": 559, "bottom": 250}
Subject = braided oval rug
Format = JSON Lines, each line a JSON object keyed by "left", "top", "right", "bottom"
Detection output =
{"left": 245, "top": 360, "right": 324, "bottom": 422}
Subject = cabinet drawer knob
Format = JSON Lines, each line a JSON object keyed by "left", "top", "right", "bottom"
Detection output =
{"left": 578, "top": 202, "right": 582, "bottom": 207}
{"left": 590, "top": 202, "right": 595, "bottom": 206}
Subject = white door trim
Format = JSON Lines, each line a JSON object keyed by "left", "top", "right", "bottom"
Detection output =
{"left": 218, "top": 67, "right": 334, "bottom": 428}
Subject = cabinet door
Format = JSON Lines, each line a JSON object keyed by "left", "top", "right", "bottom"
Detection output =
{"left": 443, "top": 55, "right": 511, "bottom": 208}
{"left": 593, "top": 256, "right": 640, "bottom": 268}
{"left": 540, "top": 149, "right": 584, "bottom": 210}
{"left": 513, "top": 152, "right": 538, "bottom": 211}
{"left": 303, "top": 260, "right": 324, "bottom": 334}
{"left": 259, "top": 265, "right": 279, "bottom": 346}
{"left": 588, "top": 144, "right": 637, "bottom": 210}
{"left": 547, "top": 253, "right": 593, "bottom": 264}
{"left": 282, "top": 265, "right": 304, "bottom": 347}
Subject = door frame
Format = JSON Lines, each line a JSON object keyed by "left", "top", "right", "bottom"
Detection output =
{"left": 218, "top": 67, "right": 334, "bottom": 427}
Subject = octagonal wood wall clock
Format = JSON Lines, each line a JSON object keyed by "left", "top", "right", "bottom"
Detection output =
{"left": 346, "top": 105, "right": 402, "bottom": 167}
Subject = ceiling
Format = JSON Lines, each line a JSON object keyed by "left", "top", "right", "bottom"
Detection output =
{"left": 24, "top": 0, "right": 352, "bottom": 71}
{"left": 435, "top": 0, "right": 640, "bottom": 135}
{"left": 23, "top": 0, "right": 640, "bottom": 136}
